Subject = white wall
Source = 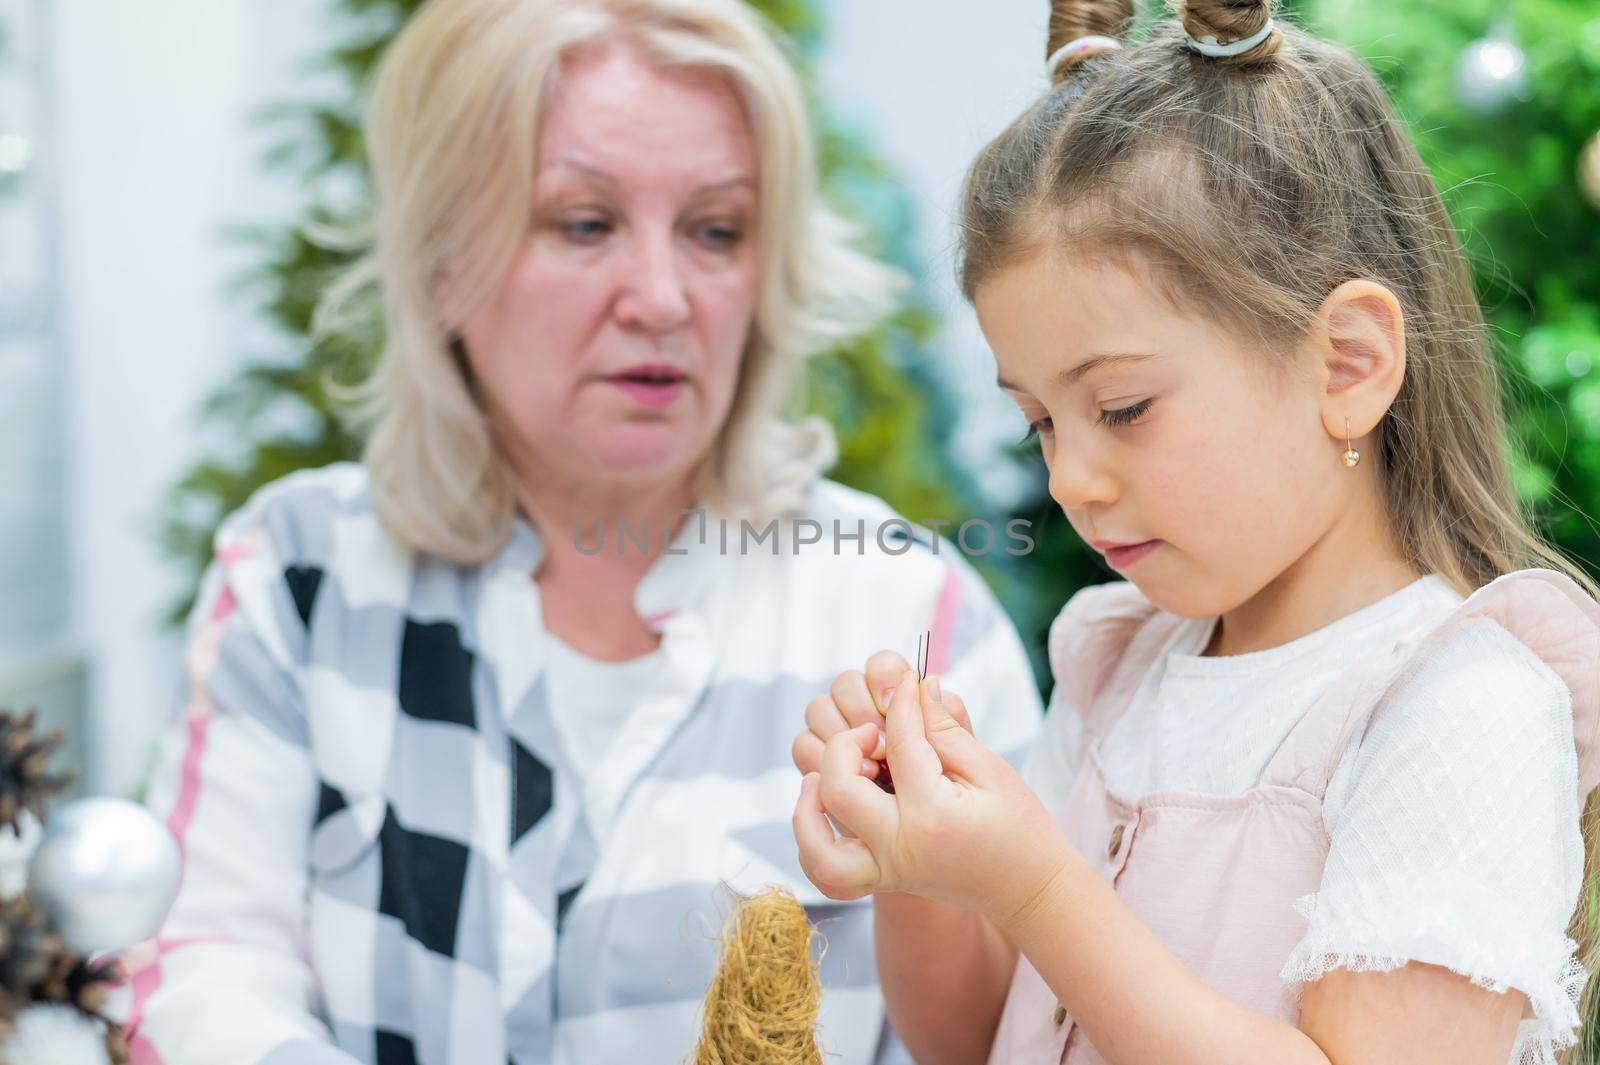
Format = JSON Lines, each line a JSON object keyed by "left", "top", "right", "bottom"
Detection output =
{"left": 53, "top": 0, "right": 331, "bottom": 797}
{"left": 1, "top": 0, "right": 70, "bottom": 675}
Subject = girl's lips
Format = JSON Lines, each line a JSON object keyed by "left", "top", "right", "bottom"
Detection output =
{"left": 1103, "top": 540, "right": 1160, "bottom": 569}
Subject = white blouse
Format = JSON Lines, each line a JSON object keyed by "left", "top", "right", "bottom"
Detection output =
{"left": 543, "top": 636, "right": 664, "bottom": 839}
{"left": 1028, "top": 576, "right": 1585, "bottom": 1065}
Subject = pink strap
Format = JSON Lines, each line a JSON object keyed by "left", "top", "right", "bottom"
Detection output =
{"left": 1257, "top": 632, "right": 1424, "bottom": 794}
{"left": 1262, "top": 569, "right": 1600, "bottom": 798}
{"left": 1047, "top": 582, "right": 1166, "bottom": 743}
{"left": 1079, "top": 611, "right": 1182, "bottom": 744}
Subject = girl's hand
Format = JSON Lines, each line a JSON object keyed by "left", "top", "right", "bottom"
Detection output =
{"left": 792, "top": 670, "right": 1069, "bottom": 926}
{"left": 790, "top": 652, "right": 972, "bottom": 781}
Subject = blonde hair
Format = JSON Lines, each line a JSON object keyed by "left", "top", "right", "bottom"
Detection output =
{"left": 316, "top": 0, "right": 901, "bottom": 564}
{"left": 962, "top": 1, "right": 1600, "bottom": 1054}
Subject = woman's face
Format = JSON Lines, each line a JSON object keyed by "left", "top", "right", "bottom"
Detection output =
{"left": 459, "top": 42, "right": 760, "bottom": 497}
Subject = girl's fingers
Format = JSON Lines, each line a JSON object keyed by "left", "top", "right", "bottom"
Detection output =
{"left": 793, "top": 772, "right": 877, "bottom": 897}
{"left": 864, "top": 651, "right": 913, "bottom": 715}
{"left": 829, "top": 670, "right": 881, "bottom": 730}
{"left": 804, "top": 694, "right": 849, "bottom": 740}
{"left": 804, "top": 692, "right": 886, "bottom": 765}
{"left": 842, "top": 719, "right": 880, "bottom": 758}
{"left": 919, "top": 679, "right": 996, "bottom": 784}
{"left": 884, "top": 672, "right": 944, "bottom": 799}
{"left": 940, "top": 688, "right": 973, "bottom": 732}
{"left": 791, "top": 729, "right": 826, "bottom": 776}
{"left": 819, "top": 728, "right": 898, "bottom": 843}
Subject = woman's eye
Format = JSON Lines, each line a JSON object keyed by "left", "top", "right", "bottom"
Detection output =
{"left": 1096, "top": 398, "right": 1154, "bottom": 428}
{"left": 693, "top": 221, "right": 744, "bottom": 250}
{"left": 1018, "top": 417, "right": 1053, "bottom": 446}
{"left": 559, "top": 217, "right": 612, "bottom": 243}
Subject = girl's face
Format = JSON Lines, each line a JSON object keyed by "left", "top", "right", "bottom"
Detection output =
{"left": 458, "top": 42, "right": 760, "bottom": 495}
{"left": 976, "top": 254, "right": 1348, "bottom": 620}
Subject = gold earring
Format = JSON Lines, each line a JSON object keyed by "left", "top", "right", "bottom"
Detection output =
{"left": 1342, "top": 417, "right": 1361, "bottom": 468}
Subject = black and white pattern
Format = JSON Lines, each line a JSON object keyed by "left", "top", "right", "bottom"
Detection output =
{"left": 113, "top": 463, "right": 1043, "bottom": 1065}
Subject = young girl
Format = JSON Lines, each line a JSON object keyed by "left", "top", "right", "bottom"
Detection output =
{"left": 789, "top": 2, "right": 1600, "bottom": 1063}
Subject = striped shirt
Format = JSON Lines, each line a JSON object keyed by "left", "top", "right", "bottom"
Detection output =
{"left": 112, "top": 462, "right": 1042, "bottom": 1064}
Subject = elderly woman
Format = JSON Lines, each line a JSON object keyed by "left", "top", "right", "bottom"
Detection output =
{"left": 115, "top": 1, "right": 1040, "bottom": 1062}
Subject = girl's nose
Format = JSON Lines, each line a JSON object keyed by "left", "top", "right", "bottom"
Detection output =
{"left": 1047, "top": 440, "right": 1118, "bottom": 512}
{"left": 615, "top": 232, "right": 692, "bottom": 335}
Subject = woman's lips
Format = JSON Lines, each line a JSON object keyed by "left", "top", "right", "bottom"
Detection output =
{"left": 607, "top": 367, "right": 688, "bottom": 408}
{"left": 609, "top": 378, "right": 686, "bottom": 408}
{"left": 1101, "top": 540, "right": 1160, "bottom": 569}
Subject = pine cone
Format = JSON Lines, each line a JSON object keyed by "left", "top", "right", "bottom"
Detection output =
{"left": 63, "top": 956, "right": 120, "bottom": 1019}
{"left": 0, "top": 710, "right": 73, "bottom": 836}
{"left": 0, "top": 896, "right": 67, "bottom": 1022}
{"left": 0, "top": 896, "right": 129, "bottom": 1059}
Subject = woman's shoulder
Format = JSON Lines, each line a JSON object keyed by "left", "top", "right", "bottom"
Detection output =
{"left": 785, "top": 477, "right": 1019, "bottom": 638}
{"left": 800, "top": 477, "right": 933, "bottom": 538}
{"left": 211, "top": 461, "right": 415, "bottom": 599}
{"left": 795, "top": 478, "right": 997, "bottom": 586}
{"left": 216, "top": 461, "right": 374, "bottom": 546}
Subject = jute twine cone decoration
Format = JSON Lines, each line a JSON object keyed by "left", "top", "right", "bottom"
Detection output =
{"left": 691, "top": 886, "right": 826, "bottom": 1065}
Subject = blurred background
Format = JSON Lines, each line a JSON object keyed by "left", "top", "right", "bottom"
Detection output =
{"left": 1, "top": 0, "right": 1597, "bottom": 807}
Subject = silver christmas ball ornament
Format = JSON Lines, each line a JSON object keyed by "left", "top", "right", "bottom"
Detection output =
{"left": 26, "top": 798, "right": 181, "bottom": 956}
{"left": 1456, "top": 30, "right": 1530, "bottom": 113}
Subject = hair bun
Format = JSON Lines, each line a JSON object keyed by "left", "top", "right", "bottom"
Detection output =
{"left": 1176, "top": 0, "right": 1281, "bottom": 62}
{"left": 1047, "top": 0, "right": 1135, "bottom": 81}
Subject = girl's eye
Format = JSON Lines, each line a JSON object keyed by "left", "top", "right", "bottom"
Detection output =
{"left": 1097, "top": 398, "right": 1154, "bottom": 428}
{"left": 1018, "top": 417, "right": 1053, "bottom": 447}
{"left": 559, "top": 217, "right": 612, "bottom": 243}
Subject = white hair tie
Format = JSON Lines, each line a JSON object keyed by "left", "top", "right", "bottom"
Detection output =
{"left": 1185, "top": 17, "right": 1275, "bottom": 58}
{"left": 1046, "top": 35, "right": 1124, "bottom": 77}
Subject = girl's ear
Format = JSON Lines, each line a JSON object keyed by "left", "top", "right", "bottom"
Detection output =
{"left": 1309, "top": 278, "right": 1406, "bottom": 440}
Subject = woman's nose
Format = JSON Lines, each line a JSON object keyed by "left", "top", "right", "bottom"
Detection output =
{"left": 1047, "top": 439, "right": 1118, "bottom": 512}
{"left": 615, "top": 232, "right": 692, "bottom": 334}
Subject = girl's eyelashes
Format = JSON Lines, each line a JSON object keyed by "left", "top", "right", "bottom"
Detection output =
{"left": 1097, "top": 397, "right": 1155, "bottom": 428}
{"left": 1016, "top": 398, "right": 1155, "bottom": 446}
{"left": 1018, "top": 417, "right": 1052, "bottom": 447}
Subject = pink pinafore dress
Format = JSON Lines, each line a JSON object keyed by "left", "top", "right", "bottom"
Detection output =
{"left": 987, "top": 569, "right": 1600, "bottom": 1064}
